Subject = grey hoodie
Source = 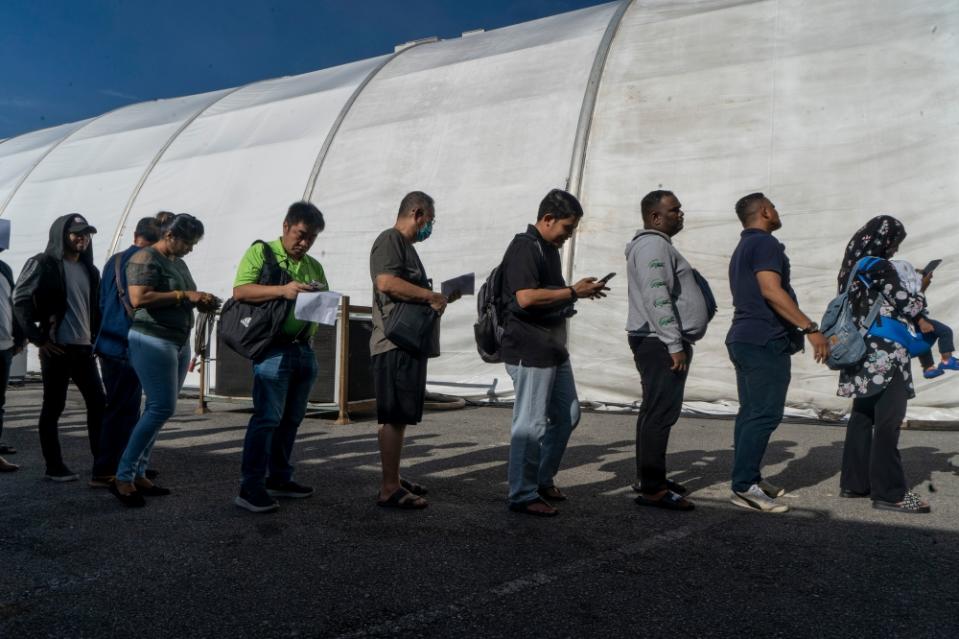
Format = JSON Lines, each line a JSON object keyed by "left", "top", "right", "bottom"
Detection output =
{"left": 625, "top": 229, "right": 709, "bottom": 352}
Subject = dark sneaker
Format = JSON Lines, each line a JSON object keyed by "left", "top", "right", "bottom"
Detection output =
{"left": 0, "top": 456, "right": 19, "bottom": 472}
{"left": 265, "top": 479, "right": 314, "bottom": 499}
{"left": 235, "top": 488, "right": 279, "bottom": 513}
{"left": 45, "top": 466, "right": 79, "bottom": 482}
{"left": 145, "top": 469, "right": 159, "bottom": 480}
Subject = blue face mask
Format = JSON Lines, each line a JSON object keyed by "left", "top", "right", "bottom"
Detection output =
{"left": 415, "top": 219, "right": 434, "bottom": 242}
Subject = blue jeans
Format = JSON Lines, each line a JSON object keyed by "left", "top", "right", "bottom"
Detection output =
{"left": 727, "top": 337, "right": 792, "bottom": 493}
{"left": 505, "top": 359, "right": 580, "bottom": 505}
{"left": 241, "top": 343, "right": 318, "bottom": 493}
{"left": 116, "top": 331, "right": 190, "bottom": 482}
{"left": 918, "top": 319, "right": 955, "bottom": 369}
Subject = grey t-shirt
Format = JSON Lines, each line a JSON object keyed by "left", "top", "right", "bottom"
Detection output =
{"left": 126, "top": 247, "right": 197, "bottom": 346}
{"left": 0, "top": 276, "right": 13, "bottom": 350}
{"left": 369, "top": 228, "right": 428, "bottom": 356}
{"left": 56, "top": 259, "right": 92, "bottom": 345}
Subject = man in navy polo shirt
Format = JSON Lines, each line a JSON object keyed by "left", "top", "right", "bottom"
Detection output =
{"left": 726, "top": 193, "right": 828, "bottom": 513}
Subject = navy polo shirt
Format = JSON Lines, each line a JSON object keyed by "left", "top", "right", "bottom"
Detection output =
{"left": 725, "top": 228, "right": 797, "bottom": 346}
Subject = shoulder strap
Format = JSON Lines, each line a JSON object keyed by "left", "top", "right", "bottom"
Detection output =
{"left": 114, "top": 252, "right": 135, "bottom": 318}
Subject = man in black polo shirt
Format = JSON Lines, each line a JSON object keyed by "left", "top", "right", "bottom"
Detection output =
{"left": 726, "top": 193, "right": 829, "bottom": 513}
{"left": 500, "top": 189, "right": 607, "bottom": 517}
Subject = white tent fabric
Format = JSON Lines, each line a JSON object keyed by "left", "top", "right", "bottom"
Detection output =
{"left": 0, "top": 0, "right": 956, "bottom": 418}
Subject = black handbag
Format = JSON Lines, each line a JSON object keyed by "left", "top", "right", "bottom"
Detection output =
{"left": 219, "top": 241, "right": 293, "bottom": 360}
{"left": 384, "top": 302, "right": 437, "bottom": 356}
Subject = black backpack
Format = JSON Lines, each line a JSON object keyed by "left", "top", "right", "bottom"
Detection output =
{"left": 474, "top": 233, "right": 555, "bottom": 363}
{"left": 474, "top": 263, "right": 507, "bottom": 363}
{"left": 219, "top": 241, "right": 292, "bottom": 360}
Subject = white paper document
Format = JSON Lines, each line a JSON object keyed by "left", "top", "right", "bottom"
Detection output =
{"left": 294, "top": 291, "right": 342, "bottom": 326}
{"left": 441, "top": 272, "right": 475, "bottom": 299}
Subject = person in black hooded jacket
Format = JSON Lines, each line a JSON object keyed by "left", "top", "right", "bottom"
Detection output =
{"left": 13, "top": 213, "right": 105, "bottom": 482}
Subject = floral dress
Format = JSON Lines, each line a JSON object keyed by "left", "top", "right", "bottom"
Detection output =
{"left": 837, "top": 258, "right": 926, "bottom": 399}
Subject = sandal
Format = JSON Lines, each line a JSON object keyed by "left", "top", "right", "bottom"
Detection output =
{"left": 400, "top": 478, "right": 428, "bottom": 496}
{"left": 635, "top": 490, "right": 694, "bottom": 511}
{"left": 632, "top": 479, "right": 688, "bottom": 496}
{"left": 377, "top": 487, "right": 428, "bottom": 510}
{"left": 537, "top": 485, "right": 567, "bottom": 502}
{"left": 0, "top": 444, "right": 16, "bottom": 455}
{"left": 872, "top": 492, "right": 930, "bottom": 514}
{"left": 109, "top": 481, "right": 145, "bottom": 508}
{"left": 508, "top": 497, "right": 558, "bottom": 517}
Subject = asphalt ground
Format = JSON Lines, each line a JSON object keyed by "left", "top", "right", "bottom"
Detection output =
{"left": 1, "top": 381, "right": 957, "bottom": 639}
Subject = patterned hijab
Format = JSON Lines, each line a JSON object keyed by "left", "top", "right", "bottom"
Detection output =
{"left": 836, "top": 215, "right": 907, "bottom": 293}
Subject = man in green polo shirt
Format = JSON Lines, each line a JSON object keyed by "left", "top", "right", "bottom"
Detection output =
{"left": 231, "top": 201, "right": 327, "bottom": 513}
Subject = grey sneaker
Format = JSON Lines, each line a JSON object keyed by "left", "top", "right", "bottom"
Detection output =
{"left": 234, "top": 488, "right": 279, "bottom": 513}
{"left": 45, "top": 465, "right": 79, "bottom": 482}
{"left": 731, "top": 484, "right": 789, "bottom": 513}
{"left": 758, "top": 479, "right": 784, "bottom": 498}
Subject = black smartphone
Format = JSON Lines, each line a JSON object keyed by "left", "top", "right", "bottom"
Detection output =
{"left": 921, "top": 259, "right": 942, "bottom": 275}
{"left": 598, "top": 272, "right": 616, "bottom": 284}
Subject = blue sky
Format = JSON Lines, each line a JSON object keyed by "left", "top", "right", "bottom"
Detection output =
{"left": 0, "top": 0, "right": 610, "bottom": 139}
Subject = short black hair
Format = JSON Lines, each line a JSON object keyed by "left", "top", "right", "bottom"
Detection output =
{"left": 134, "top": 217, "right": 161, "bottom": 243}
{"left": 162, "top": 213, "right": 204, "bottom": 244}
{"left": 735, "top": 192, "right": 766, "bottom": 225}
{"left": 537, "top": 189, "right": 583, "bottom": 221}
{"left": 397, "top": 191, "right": 434, "bottom": 218}
{"left": 640, "top": 190, "right": 674, "bottom": 222}
{"left": 284, "top": 201, "right": 325, "bottom": 232}
{"left": 155, "top": 210, "right": 175, "bottom": 227}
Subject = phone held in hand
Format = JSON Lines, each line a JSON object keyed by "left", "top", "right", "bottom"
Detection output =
{"left": 308, "top": 280, "right": 325, "bottom": 290}
{"left": 598, "top": 272, "right": 616, "bottom": 284}
{"left": 920, "top": 259, "right": 942, "bottom": 275}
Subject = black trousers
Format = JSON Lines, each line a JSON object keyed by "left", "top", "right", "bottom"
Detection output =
{"left": 629, "top": 335, "right": 692, "bottom": 494}
{"left": 92, "top": 354, "right": 142, "bottom": 477}
{"left": 0, "top": 347, "right": 13, "bottom": 441}
{"left": 840, "top": 371, "right": 908, "bottom": 503}
{"left": 38, "top": 345, "right": 105, "bottom": 471}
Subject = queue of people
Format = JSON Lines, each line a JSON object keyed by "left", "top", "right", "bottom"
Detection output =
{"left": 0, "top": 189, "right": 949, "bottom": 519}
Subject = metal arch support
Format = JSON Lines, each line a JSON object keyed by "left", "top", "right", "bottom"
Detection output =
{"left": 562, "top": 0, "right": 635, "bottom": 282}
{"left": 0, "top": 113, "right": 115, "bottom": 218}
{"left": 106, "top": 85, "right": 252, "bottom": 258}
{"left": 301, "top": 40, "right": 433, "bottom": 202}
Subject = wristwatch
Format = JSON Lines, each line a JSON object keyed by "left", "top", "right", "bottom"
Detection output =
{"left": 800, "top": 322, "right": 820, "bottom": 335}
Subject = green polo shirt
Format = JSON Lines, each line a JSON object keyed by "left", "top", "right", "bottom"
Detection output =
{"left": 233, "top": 238, "right": 328, "bottom": 338}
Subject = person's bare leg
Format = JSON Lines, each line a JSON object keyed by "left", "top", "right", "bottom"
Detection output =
{"left": 379, "top": 422, "right": 425, "bottom": 504}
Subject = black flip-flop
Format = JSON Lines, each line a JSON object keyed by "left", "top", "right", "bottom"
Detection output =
{"left": 508, "top": 497, "right": 558, "bottom": 517}
{"left": 632, "top": 480, "right": 688, "bottom": 496}
{"left": 400, "top": 478, "right": 428, "bottom": 496}
{"left": 0, "top": 445, "right": 16, "bottom": 455}
{"left": 377, "top": 487, "right": 428, "bottom": 510}
{"left": 635, "top": 490, "right": 694, "bottom": 511}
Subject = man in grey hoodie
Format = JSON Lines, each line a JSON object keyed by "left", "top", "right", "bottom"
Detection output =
{"left": 626, "top": 190, "right": 711, "bottom": 511}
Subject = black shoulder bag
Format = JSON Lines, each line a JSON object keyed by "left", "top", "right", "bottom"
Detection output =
{"left": 380, "top": 245, "right": 437, "bottom": 356}
{"left": 219, "top": 241, "right": 293, "bottom": 360}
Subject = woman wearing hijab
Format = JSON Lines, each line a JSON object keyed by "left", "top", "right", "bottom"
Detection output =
{"left": 835, "top": 215, "right": 930, "bottom": 513}
{"left": 110, "top": 214, "right": 221, "bottom": 507}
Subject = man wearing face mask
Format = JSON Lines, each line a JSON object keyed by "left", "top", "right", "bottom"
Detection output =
{"left": 232, "top": 201, "right": 328, "bottom": 513}
{"left": 13, "top": 213, "right": 105, "bottom": 482}
{"left": 369, "top": 191, "right": 445, "bottom": 510}
{"left": 500, "top": 189, "right": 608, "bottom": 517}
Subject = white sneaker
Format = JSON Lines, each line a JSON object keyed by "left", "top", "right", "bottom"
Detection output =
{"left": 758, "top": 479, "right": 784, "bottom": 498}
{"left": 731, "top": 484, "right": 789, "bottom": 513}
